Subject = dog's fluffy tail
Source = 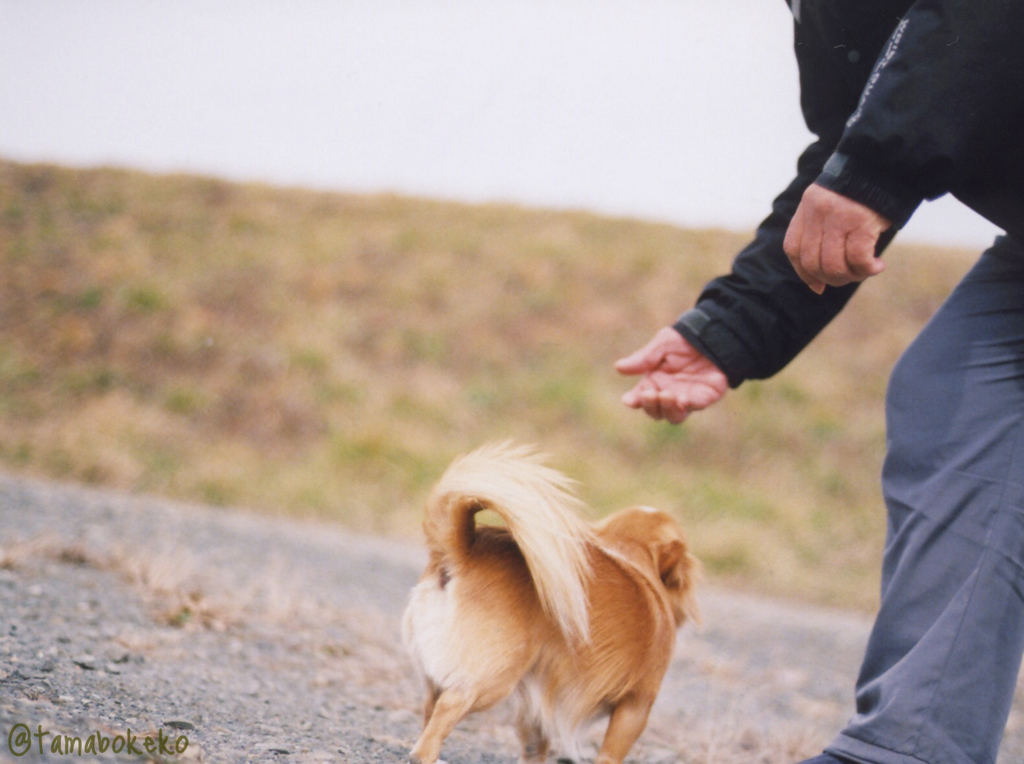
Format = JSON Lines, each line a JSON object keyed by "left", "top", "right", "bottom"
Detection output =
{"left": 424, "top": 442, "right": 596, "bottom": 643}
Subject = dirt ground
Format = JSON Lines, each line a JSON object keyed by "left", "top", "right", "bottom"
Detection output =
{"left": 1, "top": 474, "right": 1022, "bottom": 763}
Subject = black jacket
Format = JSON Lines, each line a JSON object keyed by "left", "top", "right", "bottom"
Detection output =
{"left": 675, "top": 0, "right": 1024, "bottom": 388}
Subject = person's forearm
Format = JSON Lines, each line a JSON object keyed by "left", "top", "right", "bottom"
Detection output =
{"left": 674, "top": 138, "right": 891, "bottom": 387}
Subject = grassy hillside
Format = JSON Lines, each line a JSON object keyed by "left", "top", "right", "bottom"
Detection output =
{"left": 0, "top": 160, "right": 977, "bottom": 610}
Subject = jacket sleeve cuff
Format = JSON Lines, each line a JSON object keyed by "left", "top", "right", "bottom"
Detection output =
{"left": 673, "top": 306, "right": 756, "bottom": 389}
{"left": 814, "top": 152, "right": 922, "bottom": 229}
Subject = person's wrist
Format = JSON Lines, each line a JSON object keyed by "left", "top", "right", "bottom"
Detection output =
{"left": 814, "top": 152, "right": 919, "bottom": 229}
{"left": 672, "top": 307, "right": 745, "bottom": 388}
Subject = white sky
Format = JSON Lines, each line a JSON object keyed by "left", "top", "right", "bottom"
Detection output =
{"left": 0, "top": 0, "right": 1001, "bottom": 248}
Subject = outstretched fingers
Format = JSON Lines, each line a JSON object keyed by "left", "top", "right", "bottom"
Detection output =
{"left": 626, "top": 364, "right": 727, "bottom": 424}
{"left": 614, "top": 327, "right": 683, "bottom": 376}
{"left": 617, "top": 327, "right": 728, "bottom": 424}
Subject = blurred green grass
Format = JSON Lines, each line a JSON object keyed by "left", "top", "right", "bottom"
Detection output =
{"left": 0, "top": 160, "right": 977, "bottom": 610}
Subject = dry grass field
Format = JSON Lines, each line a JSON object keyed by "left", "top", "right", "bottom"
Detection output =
{"left": 0, "top": 159, "right": 978, "bottom": 610}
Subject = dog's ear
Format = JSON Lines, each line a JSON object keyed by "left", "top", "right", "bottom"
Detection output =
{"left": 658, "top": 539, "right": 686, "bottom": 587}
{"left": 658, "top": 539, "right": 701, "bottom": 626}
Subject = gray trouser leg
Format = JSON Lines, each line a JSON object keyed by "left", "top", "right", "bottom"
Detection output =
{"left": 828, "top": 236, "right": 1024, "bottom": 764}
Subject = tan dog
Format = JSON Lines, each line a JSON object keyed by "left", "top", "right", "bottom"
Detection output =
{"left": 402, "top": 443, "right": 699, "bottom": 764}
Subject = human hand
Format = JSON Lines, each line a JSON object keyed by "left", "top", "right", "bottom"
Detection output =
{"left": 615, "top": 327, "right": 728, "bottom": 424}
{"left": 783, "top": 183, "right": 892, "bottom": 294}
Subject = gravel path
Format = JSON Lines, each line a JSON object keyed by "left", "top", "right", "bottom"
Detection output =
{"left": 1, "top": 474, "right": 1022, "bottom": 763}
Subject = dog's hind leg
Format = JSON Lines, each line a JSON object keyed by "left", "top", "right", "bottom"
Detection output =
{"left": 409, "top": 687, "right": 475, "bottom": 764}
{"left": 516, "top": 716, "right": 550, "bottom": 764}
{"left": 593, "top": 693, "right": 654, "bottom": 764}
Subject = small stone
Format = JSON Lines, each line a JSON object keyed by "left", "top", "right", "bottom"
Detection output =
{"left": 72, "top": 655, "right": 97, "bottom": 670}
{"left": 292, "top": 753, "right": 336, "bottom": 763}
{"left": 163, "top": 720, "right": 195, "bottom": 731}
